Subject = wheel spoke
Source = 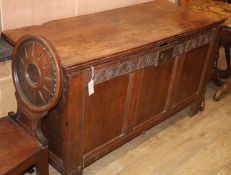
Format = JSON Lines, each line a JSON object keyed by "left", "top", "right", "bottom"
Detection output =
{"left": 39, "top": 90, "right": 46, "bottom": 104}
{"left": 25, "top": 47, "right": 28, "bottom": 58}
{"left": 43, "top": 86, "right": 54, "bottom": 96}
{"left": 32, "top": 42, "right": 35, "bottom": 57}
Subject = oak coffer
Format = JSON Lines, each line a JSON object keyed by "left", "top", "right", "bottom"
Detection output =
{"left": 3, "top": 0, "right": 224, "bottom": 174}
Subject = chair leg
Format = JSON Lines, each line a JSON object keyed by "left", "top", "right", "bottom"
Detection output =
{"left": 211, "top": 50, "right": 224, "bottom": 86}
{"left": 27, "top": 166, "right": 36, "bottom": 174}
{"left": 214, "top": 77, "right": 231, "bottom": 101}
{"left": 36, "top": 147, "right": 49, "bottom": 175}
{"left": 225, "top": 45, "right": 230, "bottom": 68}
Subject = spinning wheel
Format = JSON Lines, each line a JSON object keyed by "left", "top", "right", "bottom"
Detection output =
{"left": 12, "top": 35, "right": 63, "bottom": 112}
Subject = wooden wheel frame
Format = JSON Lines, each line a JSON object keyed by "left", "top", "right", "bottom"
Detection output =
{"left": 12, "top": 35, "right": 63, "bottom": 113}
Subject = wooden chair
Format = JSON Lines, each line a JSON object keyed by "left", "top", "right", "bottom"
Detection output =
{"left": 0, "top": 114, "right": 48, "bottom": 175}
{"left": 0, "top": 35, "right": 63, "bottom": 175}
{"left": 179, "top": 0, "right": 231, "bottom": 100}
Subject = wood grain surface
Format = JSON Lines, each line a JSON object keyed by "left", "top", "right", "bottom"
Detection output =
{"left": 3, "top": 0, "right": 224, "bottom": 69}
{"left": 180, "top": 0, "right": 231, "bottom": 26}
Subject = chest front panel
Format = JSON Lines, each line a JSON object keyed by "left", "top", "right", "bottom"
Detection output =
{"left": 79, "top": 29, "right": 214, "bottom": 158}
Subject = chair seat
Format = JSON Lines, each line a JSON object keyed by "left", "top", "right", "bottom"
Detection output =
{"left": 0, "top": 117, "right": 41, "bottom": 174}
{"left": 180, "top": 0, "right": 231, "bottom": 26}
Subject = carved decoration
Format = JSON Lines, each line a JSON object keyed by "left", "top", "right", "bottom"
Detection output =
{"left": 94, "top": 51, "right": 158, "bottom": 84}
{"left": 12, "top": 35, "right": 63, "bottom": 112}
{"left": 89, "top": 31, "right": 214, "bottom": 85}
{"left": 173, "top": 32, "right": 213, "bottom": 56}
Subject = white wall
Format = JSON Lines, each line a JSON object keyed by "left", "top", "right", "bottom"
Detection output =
{"left": 1, "top": 0, "right": 176, "bottom": 31}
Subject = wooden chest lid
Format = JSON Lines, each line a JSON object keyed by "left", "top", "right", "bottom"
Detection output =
{"left": 3, "top": 0, "right": 224, "bottom": 69}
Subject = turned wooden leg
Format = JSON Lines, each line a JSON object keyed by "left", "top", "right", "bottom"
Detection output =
{"left": 211, "top": 49, "right": 224, "bottom": 86}
{"left": 211, "top": 70, "right": 224, "bottom": 87}
{"left": 189, "top": 97, "right": 205, "bottom": 117}
{"left": 214, "top": 77, "right": 231, "bottom": 101}
{"left": 36, "top": 147, "right": 49, "bottom": 175}
{"left": 225, "top": 45, "right": 231, "bottom": 69}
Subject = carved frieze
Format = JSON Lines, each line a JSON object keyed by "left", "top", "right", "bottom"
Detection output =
{"left": 173, "top": 32, "right": 213, "bottom": 56}
{"left": 91, "top": 31, "right": 214, "bottom": 84}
